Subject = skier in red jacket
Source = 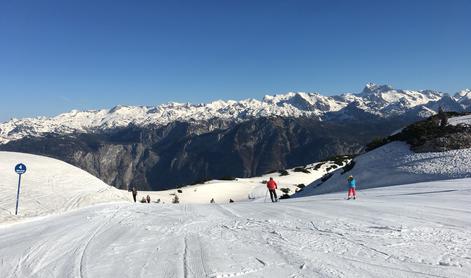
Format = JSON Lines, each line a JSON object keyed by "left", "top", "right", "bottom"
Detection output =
{"left": 266, "top": 177, "right": 278, "bottom": 202}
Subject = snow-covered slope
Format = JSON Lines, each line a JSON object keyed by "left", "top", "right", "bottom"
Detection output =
{"left": 139, "top": 161, "right": 344, "bottom": 204}
{"left": 0, "top": 152, "right": 129, "bottom": 223}
{"left": 0, "top": 179, "right": 469, "bottom": 277}
{"left": 0, "top": 150, "right": 343, "bottom": 224}
{"left": 1, "top": 83, "right": 469, "bottom": 144}
{"left": 298, "top": 141, "right": 471, "bottom": 197}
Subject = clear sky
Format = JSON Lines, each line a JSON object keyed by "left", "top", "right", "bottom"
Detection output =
{"left": 0, "top": 0, "right": 470, "bottom": 121}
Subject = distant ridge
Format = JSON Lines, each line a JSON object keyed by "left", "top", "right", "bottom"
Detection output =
{"left": 1, "top": 83, "right": 469, "bottom": 144}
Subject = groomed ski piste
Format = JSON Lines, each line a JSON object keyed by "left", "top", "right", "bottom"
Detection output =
{"left": 1, "top": 126, "right": 471, "bottom": 276}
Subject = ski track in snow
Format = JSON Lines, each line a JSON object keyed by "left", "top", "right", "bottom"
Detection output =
{"left": 1, "top": 180, "right": 470, "bottom": 278}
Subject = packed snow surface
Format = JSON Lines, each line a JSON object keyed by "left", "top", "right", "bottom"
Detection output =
{"left": 0, "top": 179, "right": 470, "bottom": 277}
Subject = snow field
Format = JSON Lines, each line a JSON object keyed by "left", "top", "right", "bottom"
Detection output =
{"left": 0, "top": 179, "right": 469, "bottom": 277}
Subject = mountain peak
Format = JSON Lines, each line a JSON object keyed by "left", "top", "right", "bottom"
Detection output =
{"left": 361, "top": 83, "right": 394, "bottom": 94}
{"left": 456, "top": 89, "right": 471, "bottom": 97}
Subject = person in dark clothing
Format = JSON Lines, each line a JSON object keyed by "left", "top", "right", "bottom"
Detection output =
{"left": 146, "top": 195, "right": 151, "bottom": 203}
{"left": 266, "top": 177, "right": 278, "bottom": 202}
{"left": 132, "top": 186, "right": 138, "bottom": 203}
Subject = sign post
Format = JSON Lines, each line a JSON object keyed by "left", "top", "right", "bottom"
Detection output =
{"left": 14, "top": 163, "right": 27, "bottom": 215}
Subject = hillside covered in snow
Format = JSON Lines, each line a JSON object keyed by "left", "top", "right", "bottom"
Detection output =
{"left": 299, "top": 114, "right": 471, "bottom": 196}
{"left": 298, "top": 141, "right": 471, "bottom": 197}
{"left": 0, "top": 152, "right": 128, "bottom": 224}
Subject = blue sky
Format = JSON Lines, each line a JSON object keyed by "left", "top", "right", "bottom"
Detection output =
{"left": 0, "top": 0, "right": 470, "bottom": 121}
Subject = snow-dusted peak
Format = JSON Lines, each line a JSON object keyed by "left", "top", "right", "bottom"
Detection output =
{"left": 263, "top": 92, "right": 345, "bottom": 112}
{"left": 455, "top": 89, "right": 471, "bottom": 97}
{"left": 263, "top": 92, "right": 297, "bottom": 103}
{"left": 453, "top": 89, "right": 471, "bottom": 110}
{"left": 361, "top": 83, "right": 394, "bottom": 95}
{"left": 349, "top": 84, "right": 444, "bottom": 115}
{"left": 454, "top": 89, "right": 471, "bottom": 105}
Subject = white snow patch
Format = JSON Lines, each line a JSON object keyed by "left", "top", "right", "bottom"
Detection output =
{"left": 449, "top": 114, "right": 471, "bottom": 126}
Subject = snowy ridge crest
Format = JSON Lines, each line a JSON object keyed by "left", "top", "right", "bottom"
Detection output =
{"left": 0, "top": 83, "right": 469, "bottom": 144}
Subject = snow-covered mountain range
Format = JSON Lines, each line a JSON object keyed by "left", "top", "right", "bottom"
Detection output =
{"left": 1, "top": 83, "right": 469, "bottom": 144}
